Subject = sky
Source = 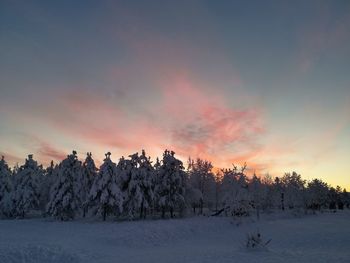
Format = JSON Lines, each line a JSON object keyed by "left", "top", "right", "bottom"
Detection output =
{"left": 0, "top": 0, "right": 349, "bottom": 189}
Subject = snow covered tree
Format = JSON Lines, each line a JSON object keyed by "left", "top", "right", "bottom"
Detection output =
{"left": 12, "top": 154, "right": 43, "bottom": 218}
{"left": 185, "top": 186, "right": 203, "bottom": 214}
{"left": 156, "top": 150, "right": 186, "bottom": 218}
{"left": 116, "top": 155, "right": 134, "bottom": 216}
{"left": 187, "top": 158, "right": 216, "bottom": 213}
{"left": 46, "top": 151, "right": 82, "bottom": 220}
{"left": 0, "top": 156, "right": 13, "bottom": 217}
{"left": 260, "top": 173, "right": 275, "bottom": 211}
{"left": 249, "top": 174, "right": 264, "bottom": 219}
{"left": 280, "top": 172, "right": 306, "bottom": 209}
{"left": 119, "top": 150, "right": 155, "bottom": 219}
{"left": 89, "top": 152, "right": 123, "bottom": 221}
{"left": 328, "top": 187, "right": 338, "bottom": 210}
{"left": 80, "top": 152, "right": 98, "bottom": 217}
{"left": 341, "top": 189, "right": 350, "bottom": 209}
{"left": 272, "top": 177, "right": 285, "bottom": 210}
{"left": 221, "top": 164, "right": 251, "bottom": 217}
{"left": 135, "top": 150, "right": 155, "bottom": 219}
{"left": 39, "top": 161, "right": 58, "bottom": 212}
{"left": 335, "top": 186, "right": 345, "bottom": 209}
{"left": 152, "top": 157, "right": 162, "bottom": 215}
{"left": 306, "top": 179, "right": 329, "bottom": 211}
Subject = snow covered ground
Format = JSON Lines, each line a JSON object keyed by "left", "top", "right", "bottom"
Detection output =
{"left": 0, "top": 211, "right": 349, "bottom": 263}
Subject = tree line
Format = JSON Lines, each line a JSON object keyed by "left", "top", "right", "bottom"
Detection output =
{"left": 0, "top": 150, "right": 348, "bottom": 221}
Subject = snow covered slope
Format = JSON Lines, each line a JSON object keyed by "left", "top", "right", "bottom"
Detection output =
{"left": 0, "top": 211, "right": 349, "bottom": 263}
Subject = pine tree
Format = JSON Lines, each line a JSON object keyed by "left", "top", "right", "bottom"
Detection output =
{"left": 156, "top": 150, "right": 186, "bottom": 218}
{"left": 89, "top": 152, "right": 123, "bottom": 221}
{"left": 0, "top": 156, "right": 13, "bottom": 217}
{"left": 12, "top": 154, "right": 43, "bottom": 218}
{"left": 46, "top": 151, "right": 82, "bottom": 220}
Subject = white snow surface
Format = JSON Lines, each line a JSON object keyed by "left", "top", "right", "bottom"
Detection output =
{"left": 0, "top": 211, "right": 349, "bottom": 263}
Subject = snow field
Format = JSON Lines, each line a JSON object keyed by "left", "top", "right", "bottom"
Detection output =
{"left": 0, "top": 210, "right": 349, "bottom": 263}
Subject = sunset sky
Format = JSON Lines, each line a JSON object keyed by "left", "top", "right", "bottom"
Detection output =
{"left": 0, "top": 1, "right": 349, "bottom": 188}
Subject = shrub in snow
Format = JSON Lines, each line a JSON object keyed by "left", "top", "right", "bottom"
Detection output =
{"left": 46, "top": 151, "right": 82, "bottom": 220}
{"left": 12, "top": 155, "right": 43, "bottom": 218}
{"left": 246, "top": 230, "right": 271, "bottom": 249}
{"left": 89, "top": 152, "right": 123, "bottom": 221}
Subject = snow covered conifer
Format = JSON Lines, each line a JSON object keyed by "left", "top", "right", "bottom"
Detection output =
{"left": 89, "top": 152, "right": 122, "bottom": 221}
{"left": 46, "top": 151, "right": 82, "bottom": 220}
{"left": 122, "top": 150, "right": 154, "bottom": 219}
{"left": 117, "top": 153, "right": 138, "bottom": 218}
{"left": 156, "top": 150, "right": 186, "bottom": 218}
{"left": 80, "top": 152, "right": 97, "bottom": 217}
{"left": 0, "top": 156, "right": 13, "bottom": 217}
{"left": 12, "top": 154, "right": 43, "bottom": 218}
{"left": 137, "top": 150, "right": 155, "bottom": 218}
{"left": 39, "top": 161, "right": 58, "bottom": 212}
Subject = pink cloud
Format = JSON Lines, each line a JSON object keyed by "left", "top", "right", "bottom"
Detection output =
{"left": 12, "top": 71, "right": 265, "bottom": 171}
{"left": 0, "top": 152, "right": 23, "bottom": 167}
{"left": 35, "top": 141, "right": 67, "bottom": 165}
{"left": 152, "top": 72, "right": 265, "bottom": 168}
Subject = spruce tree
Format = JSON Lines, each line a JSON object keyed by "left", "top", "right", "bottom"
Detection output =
{"left": 46, "top": 151, "right": 82, "bottom": 220}
{"left": 40, "top": 161, "right": 58, "bottom": 213}
{"left": 81, "top": 152, "right": 97, "bottom": 217}
{"left": 0, "top": 156, "right": 13, "bottom": 217}
{"left": 89, "top": 152, "right": 123, "bottom": 221}
{"left": 156, "top": 150, "right": 186, "bottom": 218}
{"left": 13, "top": 154, "right": 43, "bottom": 218}
{"left": 122, "top": 150, "right": 154, "bottom": 219}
